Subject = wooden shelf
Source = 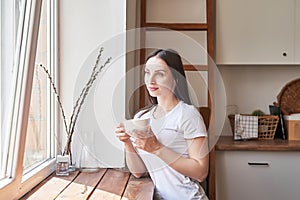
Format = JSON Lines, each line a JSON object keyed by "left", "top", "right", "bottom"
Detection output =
{"left": 142, "top": 23, "right": 208, "bottom": 31}
{"left": 216, "top": 136, "right": 300, "bottom": 151}
{"left": 184, "top": 64, "right": 208, "bottom": 71}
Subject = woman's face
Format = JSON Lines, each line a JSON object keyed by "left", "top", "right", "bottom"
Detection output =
{"left": 144, "top": 56, "right": 176, "bottom": 98}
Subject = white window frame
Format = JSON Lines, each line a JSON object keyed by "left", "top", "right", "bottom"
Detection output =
{"left": 0, "top": 0, "right": 58, "bottom": 199}
{"left": 0, "top": 0, "right": 2, "bottom": 175}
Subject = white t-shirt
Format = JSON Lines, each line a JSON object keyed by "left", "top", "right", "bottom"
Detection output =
{"left": 133, "top": 101, "right": 208, "bottom": 200}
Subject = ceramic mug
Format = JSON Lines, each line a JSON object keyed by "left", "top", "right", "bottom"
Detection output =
{"left": 123, "top": 118, "right": 150, "bottom": 134}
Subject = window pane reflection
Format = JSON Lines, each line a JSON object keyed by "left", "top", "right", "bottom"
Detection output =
{"left": 23, "top": 0, "right": 49, "bottom": 171}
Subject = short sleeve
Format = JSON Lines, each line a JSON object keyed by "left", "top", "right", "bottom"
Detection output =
{"left": 180, "top": 106, "right": 207, "bottom": 139}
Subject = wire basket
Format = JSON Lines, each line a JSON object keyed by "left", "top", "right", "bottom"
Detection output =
{"left": 276, "top": 78, "right": 300, "bottom": 115}
{"left": 228, "top": 114, "right": 279, "bottom": 140}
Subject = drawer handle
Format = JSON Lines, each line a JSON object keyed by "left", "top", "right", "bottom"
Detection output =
{"left": 248, "top": 162, "right": 269, "bottom": 166}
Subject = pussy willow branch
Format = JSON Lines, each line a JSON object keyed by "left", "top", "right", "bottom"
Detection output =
{"left": 68, "top": 47, "right": 104, "bottom": 135}
{"left": 64, "top": 56, "right": 112, "bottom": 158}
{"left": 39, "top": 64, "right": 69, "bottom": 135}
{"left": 39, "top": 48, "right": 111, "bottom": 164}
{"left": 69, "top": 57, "right": 111, "bottom": 135}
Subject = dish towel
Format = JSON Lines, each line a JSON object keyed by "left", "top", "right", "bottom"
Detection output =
{"left": 234, "top": 114, "right": 258, "bottom": 140}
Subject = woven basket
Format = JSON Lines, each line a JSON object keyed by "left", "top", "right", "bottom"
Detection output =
{"left": 277, "top": 78, "right": 300, "bottom": 115}
{"left": 228, "top": 114, "right": 279, "bottom": 140}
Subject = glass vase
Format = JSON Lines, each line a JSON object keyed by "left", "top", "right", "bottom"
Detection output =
{"left": 79, "top": 145, "right": 99, "bottom": 172}
{"left": 56, "top": 155, "right": 70, "bottom": 176}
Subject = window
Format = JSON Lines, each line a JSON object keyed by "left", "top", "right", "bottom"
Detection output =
{"left": 0, "top": 0, "right": 57, "bottom": 199}
{"left": 23, "top": 0, "right": 51, "bottom": 174}
{"left": 1, "top": 0, "right": 24, "bottom": 182}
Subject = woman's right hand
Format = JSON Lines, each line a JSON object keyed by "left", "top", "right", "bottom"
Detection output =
{"left": 115, "top": 123, "right": 131, "bottom": 143}
{"left": 116, "top": 124, "right": 147, "bottom": 177}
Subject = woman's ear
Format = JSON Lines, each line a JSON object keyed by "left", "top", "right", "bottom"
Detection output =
{"left": 172, "top": 79, "right": 177, "bottom": 91}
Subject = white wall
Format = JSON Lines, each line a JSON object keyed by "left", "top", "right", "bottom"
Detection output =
{"left": 59, "top": 0, "right": 126, "bottom": 167}
{"left": 219, "top": 65, "right": 300, "bottom": 135}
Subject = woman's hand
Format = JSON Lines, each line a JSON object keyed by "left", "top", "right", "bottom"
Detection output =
{"left": 131, "top": 127, "right": 162, "bottom": 153}
{"left": 115, "top": 123, "right": 148, "bottom": 177}
{"left": 115, "top": 123, "right": 131, "bottom": 144}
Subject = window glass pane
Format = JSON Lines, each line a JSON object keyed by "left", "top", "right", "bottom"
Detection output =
{"left": 23, "top": 0, "right": 49, "bottom": 171}
{"left": 1, "top": 0, "right": 25, "bottom": 179}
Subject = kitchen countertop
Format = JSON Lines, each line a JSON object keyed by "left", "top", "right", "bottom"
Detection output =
{"left": 215, "top": 136, "right": 300, "bottom": 151}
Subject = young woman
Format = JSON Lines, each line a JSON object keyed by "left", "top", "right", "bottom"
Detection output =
{"left": 115, "top": 49, "right": 209, "bottom": 200}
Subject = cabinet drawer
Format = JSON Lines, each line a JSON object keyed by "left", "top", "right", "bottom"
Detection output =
{"left": 216, "top": 151, "right": 300, "bottom": 200}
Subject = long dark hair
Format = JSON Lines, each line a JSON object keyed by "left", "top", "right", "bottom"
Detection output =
{"left": 145, "top": 49, "right": 192, "bottom": 105}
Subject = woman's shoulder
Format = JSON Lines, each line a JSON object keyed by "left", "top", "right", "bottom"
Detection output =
{"left": 179, "top": 101, "right": 200, "bottom": 116}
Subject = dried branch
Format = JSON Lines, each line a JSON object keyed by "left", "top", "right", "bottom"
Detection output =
{"left": 64, "top": 56, "right": 112, "bottom": 159}
{"left": 68, "top": 47, "right": 104, "bottom": 135}
{"left": 70, "top": 57, "right": 111, "bottom": 134}
{"left": 39, "top": 48, "right": 111, "bottom": 164}
{"left": 39, "top": 64, "right": 69, "bottom": 135}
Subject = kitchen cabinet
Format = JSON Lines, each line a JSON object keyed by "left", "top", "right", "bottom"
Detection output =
{"left": 216, "top": 0, "right": 298, "bottom": 64}
{"left": 215, "top": 137, "right": 300, "bottom": 200}
{"left": 216, "top": 151, "right": 300, "bottom": 200}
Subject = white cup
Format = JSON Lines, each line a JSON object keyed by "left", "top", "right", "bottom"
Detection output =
{"left": 123, "top": 118, "right": 150, "bottom": 133}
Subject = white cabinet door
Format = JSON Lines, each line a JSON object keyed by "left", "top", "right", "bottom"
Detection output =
{"left": 216, "top": 151, "right": 300, "bottom": 200}
{"left": 216, "top": 0, "right": 295, "bottom": 64}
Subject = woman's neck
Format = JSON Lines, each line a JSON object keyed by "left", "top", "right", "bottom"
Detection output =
{"left": 153, "top": 97, "right": 179, "bottom": 119}
{"left": 156, "top": 95, "right": 179, "bottom": 112}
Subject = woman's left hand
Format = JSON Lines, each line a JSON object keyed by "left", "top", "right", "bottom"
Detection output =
{"left": 131, "top": 127, "right": 162, "bottom": 153}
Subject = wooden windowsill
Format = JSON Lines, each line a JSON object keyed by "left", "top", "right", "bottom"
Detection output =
{"left": 20, "top": 168, "right": 154, "bottom": 200}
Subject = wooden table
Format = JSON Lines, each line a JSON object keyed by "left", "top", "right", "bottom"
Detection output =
{"left": 20, "top": 168, "right": 154, "bottom": 200}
